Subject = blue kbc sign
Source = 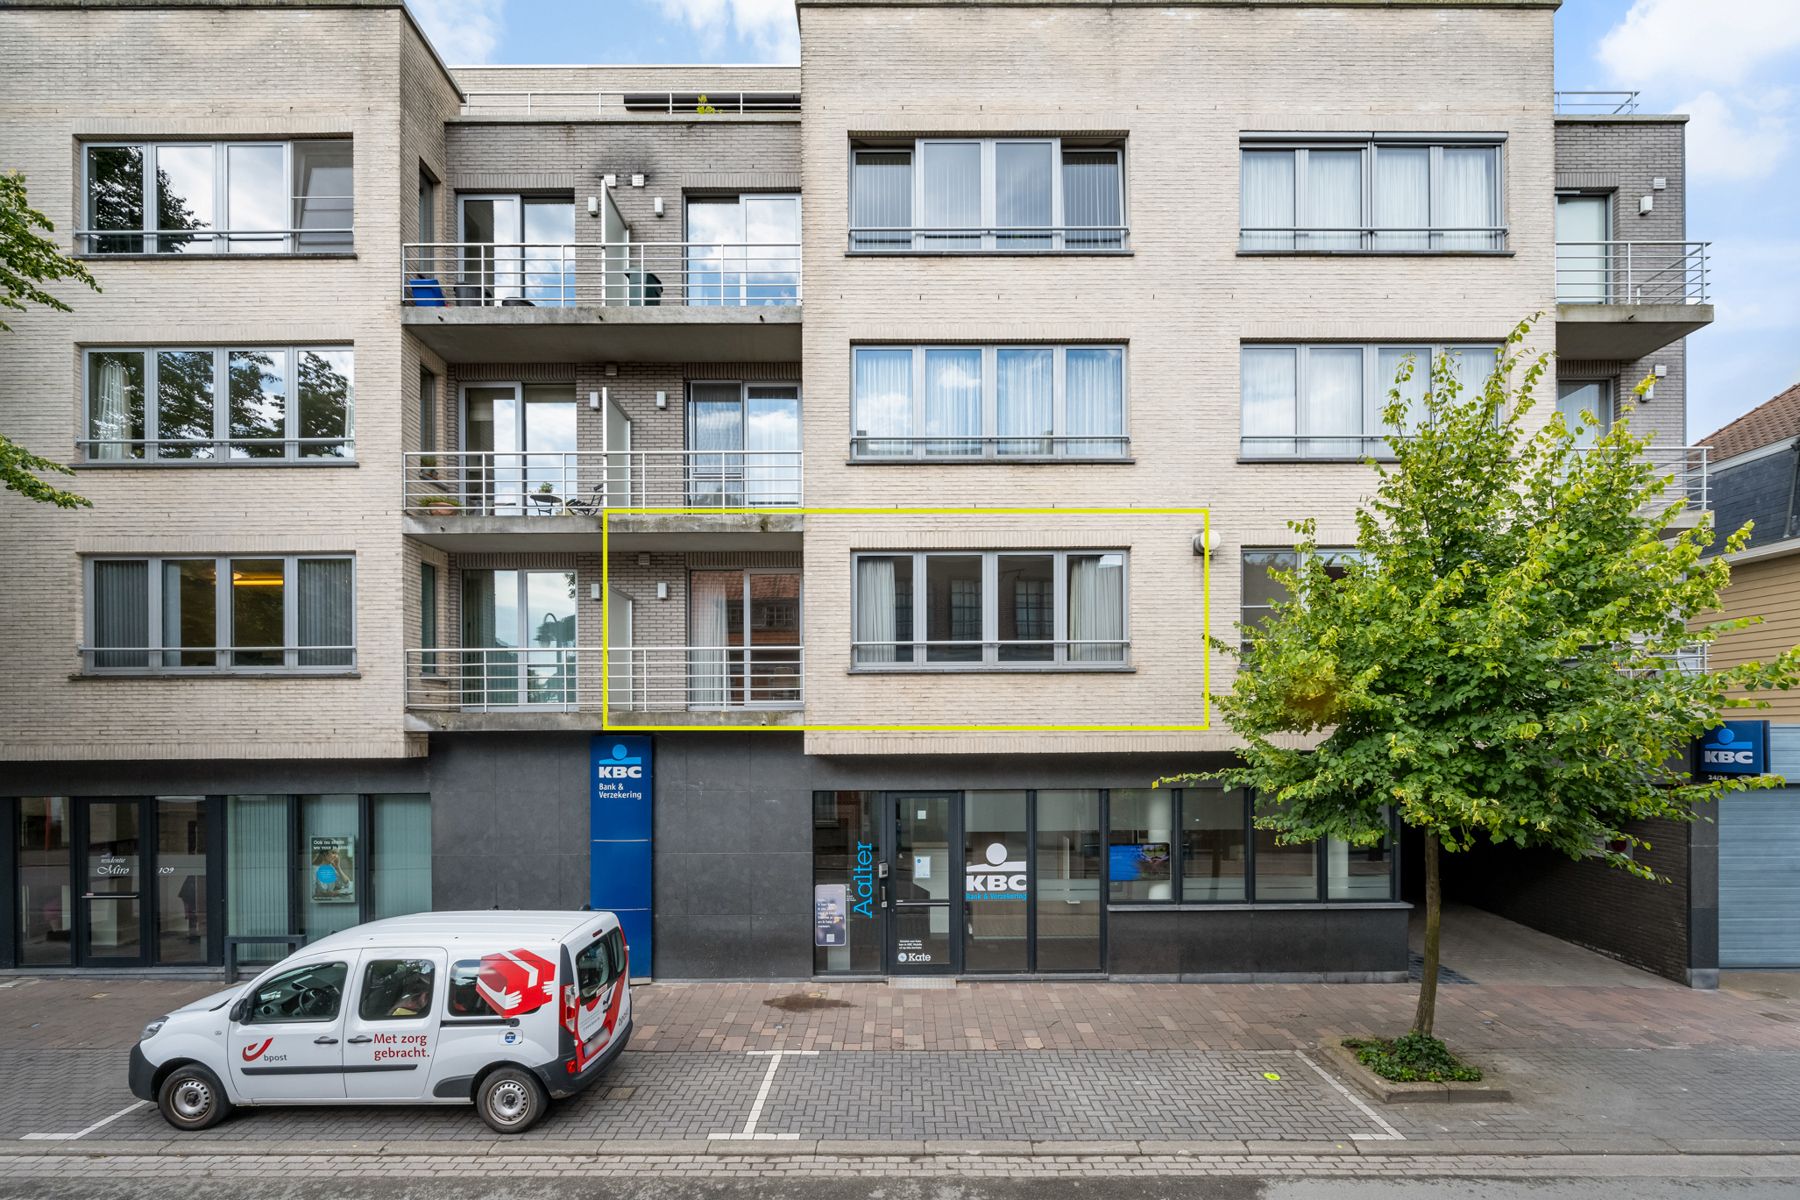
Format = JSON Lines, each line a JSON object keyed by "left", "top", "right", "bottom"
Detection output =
{"left": 1699, "top": 721, "right": 1768, "bottom": 776}
{"left": 591, "top": 736, "right": 653, "bottom": 974}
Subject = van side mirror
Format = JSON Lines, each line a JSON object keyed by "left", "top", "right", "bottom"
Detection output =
{"left": 228, "top": 998, "right": 247, "bottom": 1024}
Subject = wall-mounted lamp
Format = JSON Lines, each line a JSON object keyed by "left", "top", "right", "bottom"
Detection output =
{"left": 587, "top": 195, "right": 600, "bottom": 217}
{"left": 590, "top": 583, "right": 601, "bottom": 601}
{"left": 655, "top": 390, "right": 667, "bottom": 409}
{"left": 653, "top": 196, "right": 665, "bottom": 218}
{"left": 656, "top": 581, "right": 669, "bottom": 601}
{"left": 1639, "top": 194, "right": 1655, "bottom": 215}
{"left": 1192, "top": 530, "right": 1222, "bottom": 555}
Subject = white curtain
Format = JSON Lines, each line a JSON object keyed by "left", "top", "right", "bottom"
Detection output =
{"left": 688, "top": 382, "right": 742, "bottom": 505}
{"left": 1239, "top": 150, "right": 1295, "bottom": 251}
{"left": 852, "top": 348, "right": 913, "bottom": 456}
{"left": 1438, "top": 147, "right": 1499, "bottom": 250}
{"left": 298, "top": 558, "right": 353, "bottom": 668}
{"left": 1376, "top": 347, "right": 1429, "bottom": 438}
{"left": 1300, "top": 347, "right": 1364, "bottom": 457}
{"left": 1304, "top": 150, "right": 1362, "bottom": 251}
{"left": 921, "top": 142, "right": 982, "bottom": 250}
{"left": 1240, "top": 347, "right": 1297, "bottom": 455}
{"left": 924, "top": 348, "right": 981, "bottom": 455}
{"left": 1373, "top": 147, "right": 1429, "bottom": 252}
{"left": 854, "top": 557, "right": 898, "bottom": 664}
{"left": 94, "top": 359, "right": 129, "bottom": 460}
{"left": 1065, "top": 347, "right": 1124, "bottom": 457}
{"left": 687, "top": 572, "right": 733, "bottom": 708}
{"left": 997, "top": 348, "right": 1052, "bottom": 455}
{"left": 851, "top": 151, "right": 913, "bottom": 250}
{"left": 1444, "top": 346, "right": 1498, "bottom": 407}
{"left": 1062, "top": 151, "right": 1122, "bottom": 249}
{"left": 1067, "top": 554, "right": 1125, "bottom": 663}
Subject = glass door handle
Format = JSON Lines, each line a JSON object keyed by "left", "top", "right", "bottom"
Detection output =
{"left": 314, "top": 1036, "right": 340, "bottom": 1045}
{"left": 347, "top": 1035, "right": 373, "bottom": 1044}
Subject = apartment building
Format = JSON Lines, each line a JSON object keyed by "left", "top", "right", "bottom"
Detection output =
{"left": 0, "top": 0, "right": 1716, "bottom": 982}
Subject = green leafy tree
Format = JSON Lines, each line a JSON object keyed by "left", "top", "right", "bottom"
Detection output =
{"left": 1170, "top": 317, "right": 1800, "bottom": 1038}
{"left": 1, "top": 170, "right": 100, "bottom": 507}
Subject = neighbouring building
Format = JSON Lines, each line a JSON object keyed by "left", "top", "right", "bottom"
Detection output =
{"left": 0, "top": 0, "right": 1718, "bottom": 982}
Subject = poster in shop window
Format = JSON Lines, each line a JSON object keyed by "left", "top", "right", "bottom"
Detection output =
{"left": 814, "top": 884, "right": 848, "bottom": 948}
{"left": 310, "top": 835, "right": 357, "bottom": 904}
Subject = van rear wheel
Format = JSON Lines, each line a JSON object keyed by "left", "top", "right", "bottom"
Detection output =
{"left": 157, "top": 1064, "right": 232, "bottom": 1132}
{"left": 477, "top": 1067, "right": 547, "bottom": 1134}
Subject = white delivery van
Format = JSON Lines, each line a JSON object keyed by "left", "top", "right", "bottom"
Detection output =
{"left": 128, "top": 911, "right": 632, "bottom": 1134}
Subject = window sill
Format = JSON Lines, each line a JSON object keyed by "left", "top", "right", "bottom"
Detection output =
{"left": 847, "top": 456, "right": 1135, "bottom": 466}
{"left": 1237, "top": 456, "right": 1396, "bottom": 465}
{"left": 1235, "top": 249, "right": 1513, "bottom": 258}
{"left": 845, "top": 250, "right": 1133, "bottom": 258}
{"left": 1107, "top": 900, "right": 1408, "bottom": 912}
{"left": 76, "top": 458, "right": 359, "bottom": 470}
{"left": 73, "top": 252, "right": 358, "bottom": 262}
{"left": 72, "top": 670, "right": 361, "bottom": 680}
{"left": 847, "top": 664, "right": 1135, "bottom": 674}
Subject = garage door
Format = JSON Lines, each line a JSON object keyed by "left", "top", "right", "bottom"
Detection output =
{"left": 1718, "top": 728, "right": 1800, "bottom": 968}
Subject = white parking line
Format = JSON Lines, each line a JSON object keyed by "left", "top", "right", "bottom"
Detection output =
{"left": 22, "top": 1100, "right": 148, "bottom": 1141}
{"left": 1294, "top": 1052, "right": 1404, "bottom": 1142}
{"left": 708, "top": 1049, "right": 820, "bottom": 1141}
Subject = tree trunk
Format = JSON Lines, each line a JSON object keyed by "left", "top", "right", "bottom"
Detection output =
{"left": 1411, "top": 831, "right": 1442, "bottom": 1037}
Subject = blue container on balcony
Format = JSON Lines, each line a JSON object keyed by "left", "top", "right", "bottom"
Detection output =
{"left": 407, "top": 276, "right": 446, "bottom": 307}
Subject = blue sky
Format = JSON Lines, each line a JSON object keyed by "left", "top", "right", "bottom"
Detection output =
{"left": 408, "top": 0, "right": 1800, "bottom": 437}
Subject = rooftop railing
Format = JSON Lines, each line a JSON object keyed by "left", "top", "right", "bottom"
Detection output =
{"left": 459, "top": 91, "right": 802, "bottom": 117}
{"left": 1554, "top": 91, "right": 1642, "bottom": 115}
{"left": 404, "top": 646, "right": 803, "bottom": 713}
{"left": 1556, "top": 241, "right": 1711, "bottom": 305}
{"left": 403, "top": 450, "right": 803, "bottom": 515}
{"left": 401, "top": 241, "right": 800, "bottom": 308}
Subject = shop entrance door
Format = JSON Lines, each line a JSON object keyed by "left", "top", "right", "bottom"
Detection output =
{"left": 76, "top": 798, "right": 149, "bottom": 966}
{"left": 886, "top": 793, "right": 959, "bottom": 974}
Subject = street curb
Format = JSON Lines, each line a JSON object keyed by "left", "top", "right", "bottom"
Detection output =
{"left": 5, "top": 1137, "right": 1800, "bottom": 1159}
{"left": 1321, "top": 1039, "right": 1513, "bottom": 1104}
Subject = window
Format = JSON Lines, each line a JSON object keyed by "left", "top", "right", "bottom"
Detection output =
{"left": 852, "top": 550, "right": 1127, "bottom": 668}
{"left": 1240, "top": 136, "right": 1504, "bottom": 252}
{"left": 417, "top": 165, "right": 437, "bottom": 245}
{"left": 1556, "top": 379, "right": 1614, "bottom": 448}
{"left": 419, "top": 367, "right": 438, "bottom": 452}
{"left": 575, "top": 934, "right": 623, "bottom": 1004}
{"left": 242, "top": 960, "right": 348, "bottom": 1024}
{"left": 1239, "top": 547, "right": 1360, "bottom": 656}
{"left": 688, "top": 382, "right": 802, "bottom": 505}
{"left": 358, "top": 958, "right": 437, "bottom": 1021}
{"left": 1240, "top": 342, "right": 1497, "bottom": 459}
{"left": 420, "top": 562, "right": 439, "bottom": 676}
{"left": 685, "top": 194, "right": 801, "bottom": 305}
{"left": 850, "top": 138, "right": 1125, "bottom": 252}
{"left": 83, "top": 346, "right": 353, "bottom": 462}
{"left": 85, "top": 555, "right": 355, "bottom": 673}
{"left": 852, "top": 345, "right": 1126, "bottom": 459}
{"left": 81, "top": 139, "right": 353, "bottom": 254}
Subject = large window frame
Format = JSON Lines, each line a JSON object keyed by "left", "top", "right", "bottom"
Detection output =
{"left": 81, "top": 345, "right": 355, "bottom": 463}
{"left": 1239, "top": 547, "right": 1361, "bottom": 657}
{"left": 851, "top": 549, "right": 1129, "bottom": 671}
{"left": 82, "top": 554, "right": 357, "bottom": 675}
{"left": 1239, "top": 341, "right": 1499, "bottom": 460}
{"left": 849, "top": 137, "right": 1128, "bottom": 253}
{"left": 80, "top": 139, "right": 354, "bottom": 255}
{"left": 1239, "top": 134, "right": 1506, "bottom": 254}
{"left": 851, "top": 344, "right": 1129, "bottom": 460}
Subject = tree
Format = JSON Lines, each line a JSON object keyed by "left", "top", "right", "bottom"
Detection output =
{"left": 1, "top": 170, "right": 100, "bottom": 508}
{"left": 1170, "top": 317, "right": 1800, "bottom": 1039}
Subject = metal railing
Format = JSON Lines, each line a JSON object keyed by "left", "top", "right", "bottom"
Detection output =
{"left": 404, "top": 646, "right": 804, "bottom": 713}
{"left": 1572, "top": 444, "right": 1710, "bottom": 512}
{"left": 1238, "top": 226, "right": 1508, "bottom": 253}
{"left": 79, "top": 644, "right": 356, "bottom": 673}
{"left": 848, "top": 226, "right": 1130, "bottom": 253}
{"left": 1554, "top": 91, "right": 1641, "bottom": 115}
{"left": 401, "top": 241, "right": 800, "bottom": 307}
{"left": 851, "top": 639, "right": 1131, "bottom": 667}
{"left": 1240, "top": 435, "right": 1399, "bottom": 460}
{"left": 850, "top": 435, "right": 1131, "bottom": 460}
{"left": 75, "top": 227, "right": 354, "bottom": 254}
{"left": 1619, "top": 642, "right": 1708, "bottom": 677}
{"left": 403, "top": 450, "right": 804, "bottom": 514}
{"left": 1555, "top": 241, "right": 1711, "bottom": 305}
{"left": 78, "top": 437, "right": 353, "bottom": 462}
{"left": 459, "top": 91, "right": 801, "bottom": 116}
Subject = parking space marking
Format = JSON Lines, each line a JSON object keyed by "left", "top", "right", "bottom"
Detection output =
{"left": 22, "top": 1101, "right": 148, "bottom": 1142}
{"left": 708, "top": 1050, "right": 819, "bottom": 1141}
{"left": 1295, "top": 1052, "right": 1403, "bottom": 1141}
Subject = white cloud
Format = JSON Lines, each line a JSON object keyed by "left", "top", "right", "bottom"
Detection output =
{"left": 407, "top": 0, "right": 506, "bottom": 65}
{"left": 1680, "top": 89, "right": 1791, "bottom": 182}
{"left": 1597, "top": 0, "right": 1800, "bottom": 88}
{"left": 654, "top": 0, "right": 799, "bottom": 63}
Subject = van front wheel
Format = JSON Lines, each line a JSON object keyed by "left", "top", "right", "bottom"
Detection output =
{"left": 157, "top": 1064, "right": 232, "bottom": 1131}
{"left": 477, "top": 1067, "right": 547, "bottom": 1134}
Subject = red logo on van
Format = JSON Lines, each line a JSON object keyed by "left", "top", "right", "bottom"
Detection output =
{"left": 242, "top": 1038, "right": 274, "bottom": 1062}
{"left": 476, "top": 948, "right": 557, "bottom": 1018}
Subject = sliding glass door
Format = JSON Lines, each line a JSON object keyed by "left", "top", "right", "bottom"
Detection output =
{"left": 458, "top": 194, "right": 576, "bottom": 305}
{"left": 687, "top": 569, "right": 801, "bottom": 709}
{"left": 687, "top": 383, "right": 801, "bottom": 506}
{"left": 686, "top": 195, "right": 800, "bottom": 305}
{"left": 462, "top": 384, "right": 578, "bottom": 514}
{"left": 461, "top": 570, "right": 578, "bottom": 710}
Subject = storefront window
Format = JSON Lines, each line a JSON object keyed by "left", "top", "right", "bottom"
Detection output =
{"left": 1181, "top": 788, "right": 1249, "bottom": 902}
{"left": 17, "top": 798, "right": 72, "bottom": 966}
{"left": 370, "top": 794, "right": 432, "bottom": 918}
{"left": 1328, "top": 809, "right": 1394, "bottom": 900}
{"left": 1252, "top": 796, "right": 1319, "bottom": 901}
{"left": 227, "top": 795, "right": 293, "bottom": 967}
{"left": 1035, "top": 789, "right": 1102, "bottom": 971}
{"left": 963, "top": 790, "right": 1029, "bottom": 972}
{"left": 156, "top": 797, "right": 208, "bottom": 963}
{"left": 1107, "top": 789, "right": 1173, "bottom": 902}
{"left": 812, "top": 791, "right": 880, "bottom": 975}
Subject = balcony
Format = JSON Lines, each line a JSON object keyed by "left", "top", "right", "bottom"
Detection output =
{"left": 401, "top": 450, "right": 804, "bottom": 550}
{"left": 403, "top": 645, "right": 803, "bottom": 731}
{"left": 399, "top": 240, "right": 801, "bottom": 362}
{"left": 1553, "top": 91, "right": 1641, "bottom": 115}
{"left": 1571, "top": 444, "right": 1710, "bottom": 527}
{"left": 1555, "top": 240, "right": 1715, "bottom": 359}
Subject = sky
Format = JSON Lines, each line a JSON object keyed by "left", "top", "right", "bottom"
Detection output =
{"left": 406, "top": 0, "right": 1800, "bottom": 439}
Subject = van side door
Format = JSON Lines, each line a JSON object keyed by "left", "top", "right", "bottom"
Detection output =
{"left": 341, "top": 949, "right": 448, "bottom": 1100}
{"left": 571, "top": 927, "right": 628, "bottom": 1055}
{"left": 227, "top": 954, "right": 356, "bottom": 1102}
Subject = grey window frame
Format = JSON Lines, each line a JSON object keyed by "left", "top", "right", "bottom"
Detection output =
{"left": 420, "top": 562, "right": 439, "bottom": 677}
{"left": 850, "top": 548, "right": 1130, "bottom": 671}
{"left": 82, "top": 553, "right": 357, "bottom": 675}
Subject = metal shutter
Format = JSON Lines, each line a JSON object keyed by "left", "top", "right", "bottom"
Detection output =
{"left": 1718, "top": 727, "right": 1800, "bottom": 968}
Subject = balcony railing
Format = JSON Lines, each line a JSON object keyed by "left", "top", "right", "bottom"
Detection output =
{"left": 403, "top": 450, "right": 803, "bottom": 514}
{"left": 1619, "top": 642, "right": 1708, "bottom": 678}
{"left": 80, "top": 644, "right": 356, "bottom": 674}
{"left": 1555, "top": 241, "right": 1711, "bottom": 305}
{"left": 1554, "top": 91, "right": 1641, "bottom": 115}
{"left": 851, "top": 639, "right": 1132, "bottom": 668}
{"left": 1573, "top": 444, "right": 1710, "bottom": 512}
{"left": 848, "top": 226, "right": 1130, "bottom": 253}
{"left": 403, "top": 646, "right": 803, "bottom": 713}
{"left": 850, "top": 435, "right": 1131, "bottom": 461}
{"left": 401, "top": 241, "right": 801, "bottom": 308}
{"left": 459, "top": 91, "right": 801, "bottom": 116}
{"left": 75, "top": 226, "right": 354, "bottom": 255}
{"left": 1238, "top": 226, "right": 1507, "bottom": 253}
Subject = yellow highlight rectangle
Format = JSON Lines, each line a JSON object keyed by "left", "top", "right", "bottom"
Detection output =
{"left": 601, "top": 506, "right": 1211, "bottom": 733}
